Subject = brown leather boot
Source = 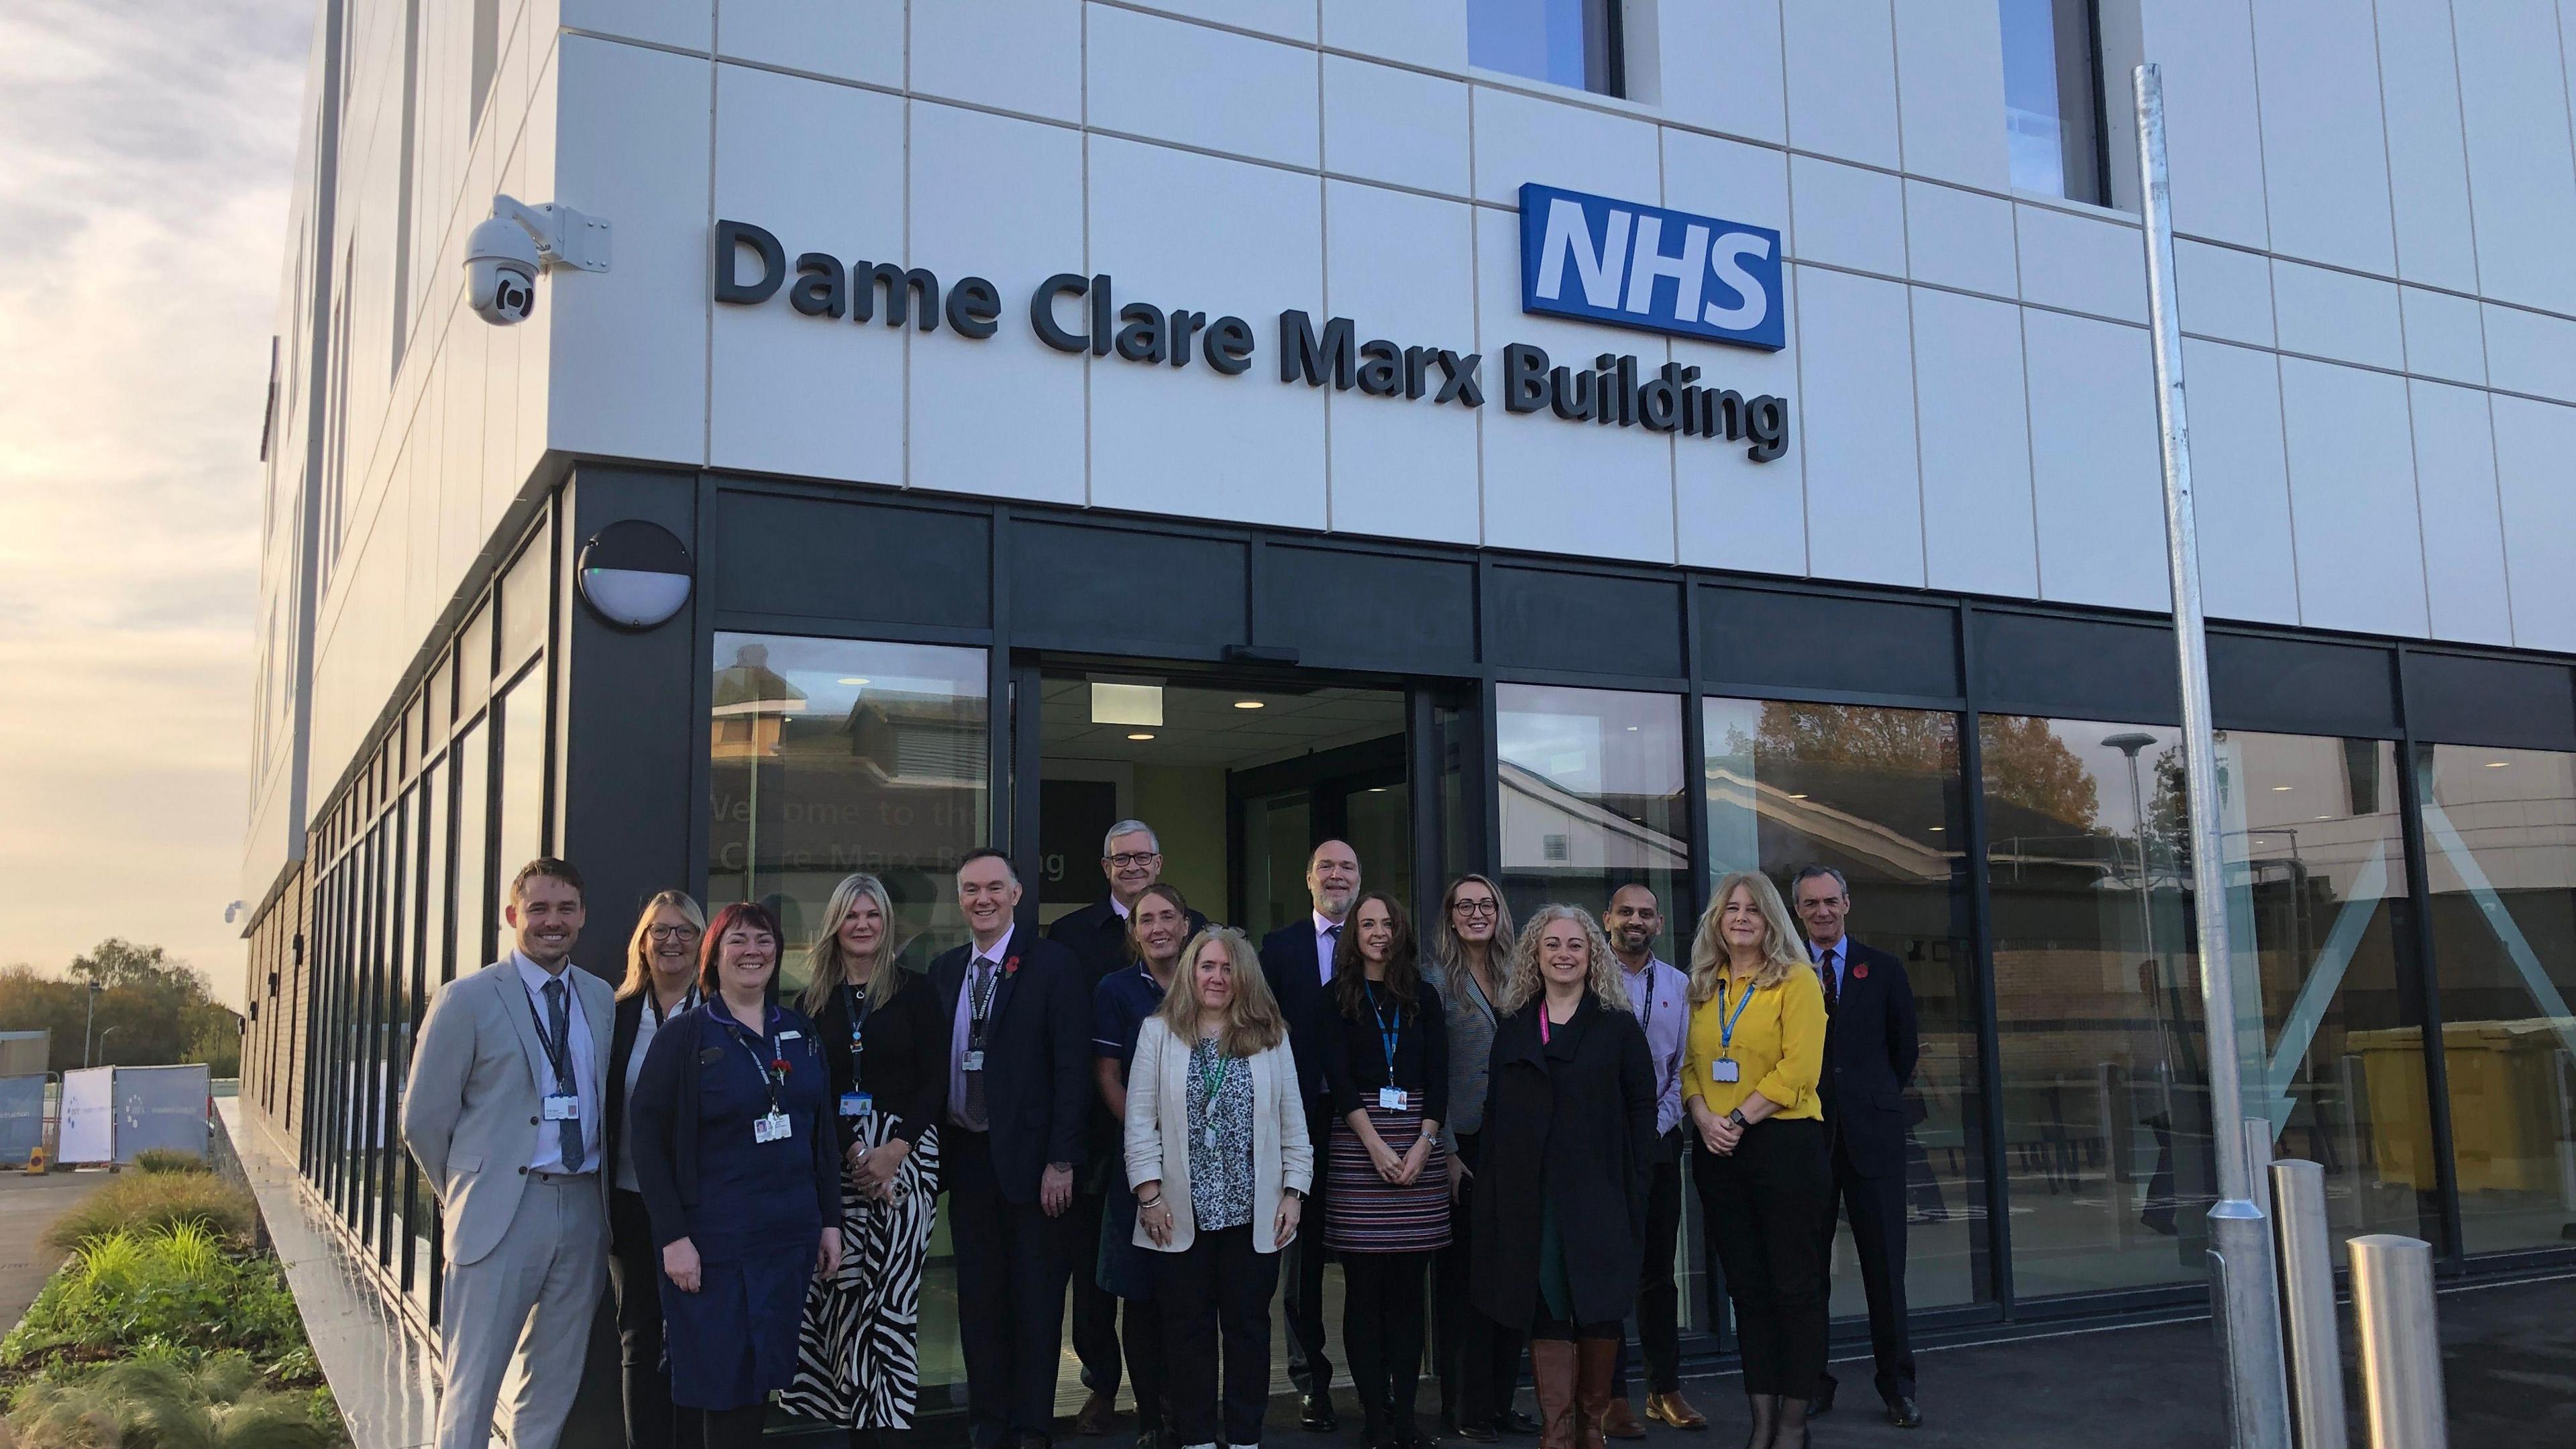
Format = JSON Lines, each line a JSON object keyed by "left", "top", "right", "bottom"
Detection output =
{"left": 1647, "top": 1391, "right": 1709, "bottom": 1431}
{"left": 1574, "top": 1338, "right": 1621, "bottom": 1449}
{"left": 1600, "top": 1396, "right": 1647, "bottom": 1441}
{"left": 1530, "top": 1340, "right": 1579, "bottom": 1449}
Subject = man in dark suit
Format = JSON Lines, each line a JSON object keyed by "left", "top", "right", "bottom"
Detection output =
{"left": 936, "top": 849, "right": 1090, "bottom": 1449}
{"left": 1258, "top": 837, "right": 1361, "bottom": 1431}
{"left": 1792, "top": 865, "right": 1923, "bottom": 1430}
{"left": 1046, "top": 820, "right": 1206, "bottom": 1436}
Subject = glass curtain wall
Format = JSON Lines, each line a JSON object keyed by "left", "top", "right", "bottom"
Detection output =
{"left": 2417, "top": 744, "right": 2576, "bottom": 1254}
{"left": 1982, "top": 716, "right": 2217, "bottom": 1297}
{"left": 1494, "top": 684, "right": 1690, "bottom": 961}
{"left": 1703, "top": 698, "right": 1991, "bottom": 1312}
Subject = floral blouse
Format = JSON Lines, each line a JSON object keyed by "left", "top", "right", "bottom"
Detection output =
{"left": 1184, "top": 1036, "right": 1256, "bottom": 1232}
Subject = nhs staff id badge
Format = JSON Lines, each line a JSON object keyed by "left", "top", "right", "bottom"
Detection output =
{"left": 753, "top": 1111, "right": 792, "bottom": 1144}
{"left": 541, "top": 1093, "right": 581, "bottom": 1122}
{"left": 839, "top": 1091, "right": 875, "bottom": 1120}
{"left": 1377, "top": 1086, "right": 1409, "bottom": 1112}
{"left": 1708, "top": 1059, "right": 1742, "bottom": 1084}
{"left": 961, "top": 1050, "right": 985, "bottom": 1073}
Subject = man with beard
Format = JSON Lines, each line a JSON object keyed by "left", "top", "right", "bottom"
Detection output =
{"left": 1600, "top": 883, "right": 1703, "bottom": 1435}
{"left": 1259, "top": 839, "right": 1362, "bottom": 1431}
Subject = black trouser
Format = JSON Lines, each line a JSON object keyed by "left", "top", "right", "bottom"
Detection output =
{"left": 947, "top": 1129, "right": 1073, "bottom": 1448}
{"left": 1282, "top": 1099, "right": 1335, "bottom": 1399}
{"left": 1342, "top": 1250, "right": 1432, "bottom": 1432}
{"left": 1820, "top": 1134, "right": 1916, "bottom": 1401}
{"left": 699, "top": 1405, "right": 766, "bottom": 1449}
{"left": 1154, "top": 1224, "right": 1280, "bottom": 1449}
{"left": 1121, "top": 1294, "right": 1167, "bottom": 1430}
{"left": 1436, "top": 1130, "right": 1524, "bottom": 1429}
{"left": 1693, "top": 1118, "right": 1829, "bottom": 1401}
{"left": 1070, "top": 1185, "right": 1122, "bottom": 1398}
{"left": 1609, "top": 1134, "right": 1684, "bottom": 1397}
{"left": 608, "top": 1187, "right": 690, "bottom": 1449}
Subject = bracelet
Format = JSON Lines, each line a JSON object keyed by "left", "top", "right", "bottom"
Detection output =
{"left": 1138, "top": 1193, "right": 1164, "bottom": 1209}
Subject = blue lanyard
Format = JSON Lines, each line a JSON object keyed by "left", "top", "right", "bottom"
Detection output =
{"left": 1713, "top": 977, "right": 1757, "bottom": 1055}
{"left": 1366, "top": 982, "right": 1401, "bottom": 1079}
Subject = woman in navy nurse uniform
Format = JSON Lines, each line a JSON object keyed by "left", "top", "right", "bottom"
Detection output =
{"left": 632, "top": 900, "right": 844, "bottom": 1449}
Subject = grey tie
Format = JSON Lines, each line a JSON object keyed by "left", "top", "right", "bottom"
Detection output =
{"left": 544, "top": 979, "right": 584, "bottom": 1171}
{"left": 962, "top": 959, "right": 995, "bottom": 1131}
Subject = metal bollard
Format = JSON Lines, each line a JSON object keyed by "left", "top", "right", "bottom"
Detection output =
{"left": 2269, "top": 1161, "right": 2347, "bottom": 1449}
{"left": 2349, "top": 1234, "right": 2447, "bottom": 1448}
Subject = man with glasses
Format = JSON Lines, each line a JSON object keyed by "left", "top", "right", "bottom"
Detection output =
{"left": 1792, "top": 865, "right": 1923, "bottom": 1430}
{"left": 1599, "top": 883, "right": 1703, "bottom": 1436}
{"left": 1260, "top": 839, "right": 1362, "bottom": 1432}
{"left": 1048, "top": 821, "right": 1207, "bottom": 1435}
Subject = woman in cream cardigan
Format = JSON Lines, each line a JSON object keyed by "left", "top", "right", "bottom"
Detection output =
{"left": 1126, "top": 926, "right": 1315, "bottom": 1449}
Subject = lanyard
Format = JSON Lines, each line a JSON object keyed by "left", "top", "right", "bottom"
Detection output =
{"left": 1713, "top": 977, "right": 1758, "bottom": 1056}
{"left": 647, "top": 983, "right": 698, "bottom": 1028}
{"left": 1365, "top": 982, "right": 1402, "bottom": 1081}
{"left": 1195, "top": 1039, "right": 1230, "bottom": 1107}
{"left": 967, "top": 959, "right": 1000, "bottom": 1048}
{"left": 1631, "top": 967, "right": 1656, "bottom": 1036}
{"left": 844, "top": 984, "right": 873, "bottom": 1044}
{"left": 716, "top": 1004, "right": 784, "bottom": 1114}
{"left": 523, "top": 981, "right": 574, "bottom": 1089}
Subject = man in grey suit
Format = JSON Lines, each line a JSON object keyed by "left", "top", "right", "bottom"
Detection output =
{"left": 401, "top": 858, "right": 614, "bottom": 1449}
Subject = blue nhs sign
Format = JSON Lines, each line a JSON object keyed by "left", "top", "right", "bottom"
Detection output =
{"left": 1517, "top": 184, "right": 1785, "bottom": 352}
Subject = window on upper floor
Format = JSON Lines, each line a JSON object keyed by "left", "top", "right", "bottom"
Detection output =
{"left": 2001, "top": 0, "right": 2108, "bottom": 205}
{"left": 1469, "top": 0, "right": 1625, "bottom": 98}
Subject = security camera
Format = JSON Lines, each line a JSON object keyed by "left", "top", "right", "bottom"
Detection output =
{"left": 464, "top": 194, "right": 612, "bottom": 326}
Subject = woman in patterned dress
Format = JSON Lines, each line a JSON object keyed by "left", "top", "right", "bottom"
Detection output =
{"left": 1128, "top": 927, "right": 1312, "bottom": 1449}
{"left": 1321, "top": 893, "right": 1451, "bottom": 1449}
{"left": 783, "top": 874, "right": 948, "bottom": 1444}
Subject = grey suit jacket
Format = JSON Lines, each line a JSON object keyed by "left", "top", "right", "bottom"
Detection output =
{"left": 399, "top": 958, "right": 615, "bottom": 1265}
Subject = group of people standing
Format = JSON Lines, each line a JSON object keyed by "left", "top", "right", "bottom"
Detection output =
{"left": 399, "top": 830, "right": 1921, "bottom": 1449}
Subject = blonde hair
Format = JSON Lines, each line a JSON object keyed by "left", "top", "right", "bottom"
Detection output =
{"left": 620, "top": 892, "right": 707, "bottom": 1000}
{"left": 1155, "top": 926, "right": 1287, "bottom": 1058}
{"left": 1688, "top": 871, "right": 1809, "bottom": 1002}
{"left": 799, "top": 873, "right": 904, "bottom": 1017}
{"left": 1501, "top": 904, "right": 1631, "bottom": 1014}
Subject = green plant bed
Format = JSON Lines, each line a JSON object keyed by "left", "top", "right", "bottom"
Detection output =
{"left": 42, "top": 1172, "right": 256, "bottom": 1253}
{"left": 131, "top": 1150, "right": 210, "bottom": 1175}
{"left": 1, "top": 1225, "right": 341, "bottom": 1446}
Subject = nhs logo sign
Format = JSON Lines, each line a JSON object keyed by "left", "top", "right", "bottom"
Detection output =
{"left": 1517, "top": 184, "right": 1785, "bottom": 352}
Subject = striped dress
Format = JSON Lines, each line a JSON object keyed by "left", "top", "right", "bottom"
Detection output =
{"left": 781, "top": 1116, "right": 941, "bottom": 1428}
{"left": 1322, "top": 980, "right": 1452, "bottom": 1254}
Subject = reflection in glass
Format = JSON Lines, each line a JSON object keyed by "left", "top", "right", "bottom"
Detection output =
{"left": 453, "top": 720, "right": 490, "bottom": 977}
{"left": 2221, "top": 733, "right": 2438, "bottom": 1250}
{"left": 2418, "top": 745, "right": 2576, "bottom": 1254}
{"left": 707, "top": 634, "right": 990, "bottom": 996}
{"left": 495, "top": 667, "right": 546, "bottom": 963}
{"left": 1703, "top": 699, "right": 1989, "bottom": 1315}
{"left": 1496, "top": 684, "right": 1687, "bottom": 963}
{"left": 1984, "top": 716, "right": 2218, "bottom": 1297}
{"left": 1999, "top": 0, "right": 2104, "bottom": 203}
{"left": 1468, "top": 0, "right": 1621, "bottom": 95}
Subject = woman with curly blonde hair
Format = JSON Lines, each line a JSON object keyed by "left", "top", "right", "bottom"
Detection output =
{"left": 1681, "top": 873, "right": 1829, "bottom": 1449}
{"left": 1468, "top": 905, "right": 1654, "bottom": 1449}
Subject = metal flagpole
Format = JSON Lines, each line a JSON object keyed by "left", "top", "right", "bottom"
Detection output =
{"left": 2131, "top": 62, "right": 2293, "bottom": 1449}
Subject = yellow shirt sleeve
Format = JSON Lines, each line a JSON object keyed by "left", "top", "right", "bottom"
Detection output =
{"left": 1754, "top": 967, "right": 1827, "bottom": 1112}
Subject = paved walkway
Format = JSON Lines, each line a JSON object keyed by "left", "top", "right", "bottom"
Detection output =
{"left": 0, "top": 1169, "right": 109, "bottom": 1332}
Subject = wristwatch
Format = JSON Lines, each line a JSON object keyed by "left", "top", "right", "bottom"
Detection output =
{"left": 1726, "top": 1108, "right": 1750, "bottom": 1131}
{"left": 1283, "top": 1187, "right": 1306, "bottom": 1202}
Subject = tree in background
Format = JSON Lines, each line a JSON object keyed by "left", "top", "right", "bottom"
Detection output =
{"left": 0, "top": 941, "right": 239, "bottom": 1077}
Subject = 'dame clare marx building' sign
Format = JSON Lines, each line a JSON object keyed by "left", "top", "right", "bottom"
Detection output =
{"left": 710, "top": 184, "right": 1792, "bottom": 462}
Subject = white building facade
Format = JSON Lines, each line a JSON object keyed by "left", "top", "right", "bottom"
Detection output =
{"left": 239, "top": 0, "right": 2576, "bottom": 1410}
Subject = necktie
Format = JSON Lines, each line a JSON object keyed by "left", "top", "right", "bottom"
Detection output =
{"left": 544, "top": 979, "right": 584, "bottom": 1171}
{"left": 1817, "top": 948, "right": 1839, "bottom": 1014}
{"left": 963, "top": 959, "right": 994, "bottom": 1129}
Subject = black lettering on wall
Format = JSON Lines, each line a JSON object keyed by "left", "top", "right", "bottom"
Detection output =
{"left": 712, "top": 219, "right": 784, "bottom": 305}
{"left": 1279, "top": 310, "right": 1355, "bottom": 388}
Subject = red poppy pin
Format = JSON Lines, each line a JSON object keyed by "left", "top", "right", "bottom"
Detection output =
{"left": 772, "top": 1055, "right": 791, "bottom": 1077}
{"left": 1852, "top": 963, "right": 1869, "bottom": 980}
{"left": 1004, "top": 955, "right": 1022, "bottom": 977}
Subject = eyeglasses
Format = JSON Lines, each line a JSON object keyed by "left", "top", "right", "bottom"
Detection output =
{"left": 1451, "top": 900, "right": 1499, "bottom": 917}
{"left": 646, "top": 924, "right": 700, "bottom": 941}
{"left": 1106, "top": 852, "right": 1161, "bottom": 868}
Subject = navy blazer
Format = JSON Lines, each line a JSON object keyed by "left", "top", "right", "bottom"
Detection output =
{"left": 930, "top": 932, "right": 1089, "bottom": 1203}
{"left": 1046, "top": 896, "right": 1212, "bottom": 991}
{"left": 1817, "top": 938, "right": 1921, "bottom": 1179}
{"left": 1259, "top": 920, "right": 1335, "bottom": 1112}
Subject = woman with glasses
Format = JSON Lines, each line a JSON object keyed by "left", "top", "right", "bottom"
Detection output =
{"left": 1423, "top": 876, "right": 1534, "bottom": 1442}
{"left": 605, "top": 890, "right": 706, "bottom": 1449}
{"left": 1682, "top": 873, "right": 1829, "bottom": 1449}
{"left": 631, "top": 902, "right": 843, "bottom": 1449}
{"left": 784, "top": 875, "right": 949, "bottom": 1445}
{"left": 1321, "top": 892, "right": 1450, "bottom": 1449}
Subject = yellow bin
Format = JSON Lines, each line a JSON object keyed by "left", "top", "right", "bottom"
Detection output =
{"left": 2348, "top": 1020, "right": 2574, "bottom": 1195}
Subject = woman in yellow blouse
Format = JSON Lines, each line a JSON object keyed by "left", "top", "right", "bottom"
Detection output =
{"left": 1682, "top": 871, "right": 1828, "bottom": 1449}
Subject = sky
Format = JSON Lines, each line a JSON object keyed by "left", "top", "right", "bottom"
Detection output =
{"left": 0, "top": 1, "right": 313, "bottom": 1012}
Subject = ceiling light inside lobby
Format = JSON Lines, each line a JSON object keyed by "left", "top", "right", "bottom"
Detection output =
{"left": 1091, "top": 681, "right": 1164, "bottom": 727}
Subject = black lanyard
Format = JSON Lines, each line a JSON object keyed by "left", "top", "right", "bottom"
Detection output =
{"left": 967, "top": 958, "right": 1000, "bottom": 1050}
{"left": 844, "top": 984, "right": 873, "bottom": 1068}
{"left": 1631, "top": 965, "right": 1656, "bottom": 1036}
{"left": 715, "top": 1004, "right": 784, "bottom": 1114}
{"left": 1365, "top": 982, "right": 1402, "bottom": 1081}
{"left": 647, "top": 983, "right": 698, "bottom": 1028}
{"left": 523, "top": 981, "right": 575, "bottom": 1090}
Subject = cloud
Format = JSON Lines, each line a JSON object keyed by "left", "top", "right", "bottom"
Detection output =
{"left": 0, "top": 0, "right": 311, "bottom": 1010}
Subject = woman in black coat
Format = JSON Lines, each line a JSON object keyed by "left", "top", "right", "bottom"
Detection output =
{"left": 1469, "top": 905, "right": 1656, "bottom": 1449}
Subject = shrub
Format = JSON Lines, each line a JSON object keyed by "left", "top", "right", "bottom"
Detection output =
{"left": 1, "top": 1226, "right": 307, "bottom": 1379}
{"left": 42, "top": 1173, "right": 255, "bottom": 1253}
{"left": 131, "top": 1150, "right": 209, "bottom": 1175}
{"left": 3, "top": 1356, "right": 338, "bottom": 1449}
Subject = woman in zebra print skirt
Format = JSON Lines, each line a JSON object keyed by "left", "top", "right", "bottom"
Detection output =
{"left": 784, "top": 873, "right": 949, "bottom": 1442}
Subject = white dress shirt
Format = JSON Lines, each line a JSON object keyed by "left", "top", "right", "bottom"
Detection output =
{"left": 513, "top": 951, "right": 600, "bottom": 1173}
{"left": 1313, "top": 911, "right": 1343, "bottom": 985}
{"left": 948, "top": 923, "right": 1016, "bottom": 1125}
